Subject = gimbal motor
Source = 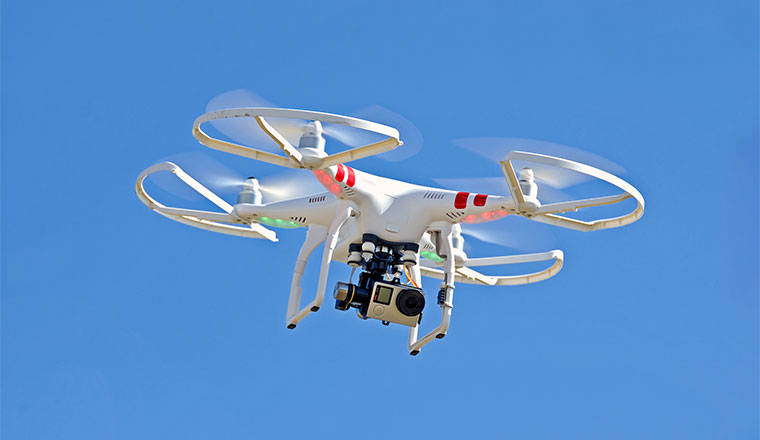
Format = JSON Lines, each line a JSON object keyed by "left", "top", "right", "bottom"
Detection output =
{"left": 333, "top": 234, "right": 425, "bottom": 327}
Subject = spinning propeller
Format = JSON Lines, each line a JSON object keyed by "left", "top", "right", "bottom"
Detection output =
{"left": 435, "top": 138, "right": 629, "bottom": 251}
{"left": 451, "top": 137, "right": 626, "bottom": 190}
{"left": 147, "top": 152, "right": 325, "bottom": 204}
{"left": 205, "top": 89, "right": 423, "bottom": 162}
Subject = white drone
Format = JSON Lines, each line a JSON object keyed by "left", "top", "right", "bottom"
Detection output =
{"left": 136, "top": 104, "right": 645, "bottom": 356}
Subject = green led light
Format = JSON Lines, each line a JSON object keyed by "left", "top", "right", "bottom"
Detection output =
{"left": 420, "top": 251, "right": 444, "bottom": 263}
{"left": 257, "top": 216, "right": 302, "bottom": 229}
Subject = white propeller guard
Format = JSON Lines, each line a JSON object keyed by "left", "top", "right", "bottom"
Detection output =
{"left": 419, "top": 250, "right": 564, "bottom": 286}
{"left": 135, "top": 162, "right": 277, "bottom": 241}
{"left": 192, "top": 107, "right": 402, "bottom": 170}
{"left": 501, "top": 151, "right": 645, "bottom": 231}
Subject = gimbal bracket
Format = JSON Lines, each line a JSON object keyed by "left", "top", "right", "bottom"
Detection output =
{"left": 285, "top": 200, "right": 358, "bottom": 329}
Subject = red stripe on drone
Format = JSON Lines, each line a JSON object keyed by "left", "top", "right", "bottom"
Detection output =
{"left": 346, "top": 167, "right": 356, "bottom": 187}
{"left": 454, "top": 192, "right": 469, "bottom": 209}
{"left": 335, "top": 164, "right": 345, "bottom": 182}
{"left": 474, "top": 194, "right": 488, "bottom": 206}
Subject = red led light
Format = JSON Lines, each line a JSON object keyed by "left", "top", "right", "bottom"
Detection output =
{"left": 314, "top": 169, "right": 342, "bottom": 192}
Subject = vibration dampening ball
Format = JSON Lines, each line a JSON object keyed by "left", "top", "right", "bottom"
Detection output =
{"left": 347, "top": 251, "right": 362, "bottom": 267}
{"left": 361, "top": 241, "right": 375, "bottom": 261}
{"left": 401, "top": 250, "right": 418, "bottom": 267}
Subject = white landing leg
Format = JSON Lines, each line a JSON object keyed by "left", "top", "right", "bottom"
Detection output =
{"left": 285, "top": 201, "right": 356, "bottom": 329}
{"left": 407, "top": 223, "right": 456, "bottom": 356}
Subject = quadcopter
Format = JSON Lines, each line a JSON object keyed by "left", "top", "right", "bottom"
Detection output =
{"left": 135, "top": 104, "right": 645, "bottom": 356}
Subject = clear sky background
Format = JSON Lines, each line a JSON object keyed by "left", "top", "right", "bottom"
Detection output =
{"left": 2, "top": 1, "right": 758, "bottom": 439}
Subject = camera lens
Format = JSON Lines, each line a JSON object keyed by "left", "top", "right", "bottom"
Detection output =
{"left": 396, "top": 289, "right": 425, "bottom": 316}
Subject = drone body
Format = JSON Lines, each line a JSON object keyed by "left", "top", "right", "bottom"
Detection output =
{"left": 136, "top": 106, "right": 644, "bottom": 355}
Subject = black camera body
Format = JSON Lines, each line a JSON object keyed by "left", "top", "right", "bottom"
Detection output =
{"left": 333, "top": 234, "right": 425, "bottom": 327}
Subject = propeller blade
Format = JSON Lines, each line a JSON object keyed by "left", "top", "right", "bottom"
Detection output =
{"left": 258, "top": 171, "right": 327, "bottom": 201}
{"left": 147, "top": 151, "right": 326, "bottom": 203}
{"left": 205, "top": 89, "right": 307, "bottom": 150}
{"left": 206, "top": 88, "right": 275, "bottom": 111}
{"left": 148, "top": 152, "right": 245, "bottom": 201}
{"left": 351, "top": 105, "right": 423, "bottom": 161}
{"left": 460, "top": 216, "right": 557, "bottom": 252}
{"left": 451, "top": 137, "right": 626, "bottom": 189}
{"left": 320, "top": 122, "right": 381, "bottom": 148}
{"left": 204, "top": 89, "right": 422, "bottom": 160}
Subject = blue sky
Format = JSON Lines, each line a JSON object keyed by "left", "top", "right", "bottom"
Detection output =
{"left": 2, "top": 1, "right": 757, "bottom": 439}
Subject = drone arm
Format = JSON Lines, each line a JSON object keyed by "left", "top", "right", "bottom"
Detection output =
{"left": 502, "top": 151, "right": 645, "bottom": 231}
{"left": 142, "top": 162, "right": 233, "bottom": 213}
{"left": 254, "top": 116, "right": 304, "bottom": 164}
{"left": 501, "top": 158, "right": 526, "bottom": 206}
{"left": 135, "top": 162, "right": 277, "bottom": 241}
{"left": 156, "top": 207, "right": 236, "bottom": 223}
{"left": 418, "top": 250, "right": 564, "bottom": 286}
{"left": 285, "top": 201, "right": 357, "bottom": 328}
{"left": 453, "top": 266, "right": 497, "bottom": 285}
{"left": 193, "top": 110, "right": 300, "bottom": 168}
{"left": 534, "top": 193, "right": 631, "bottom": 215}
